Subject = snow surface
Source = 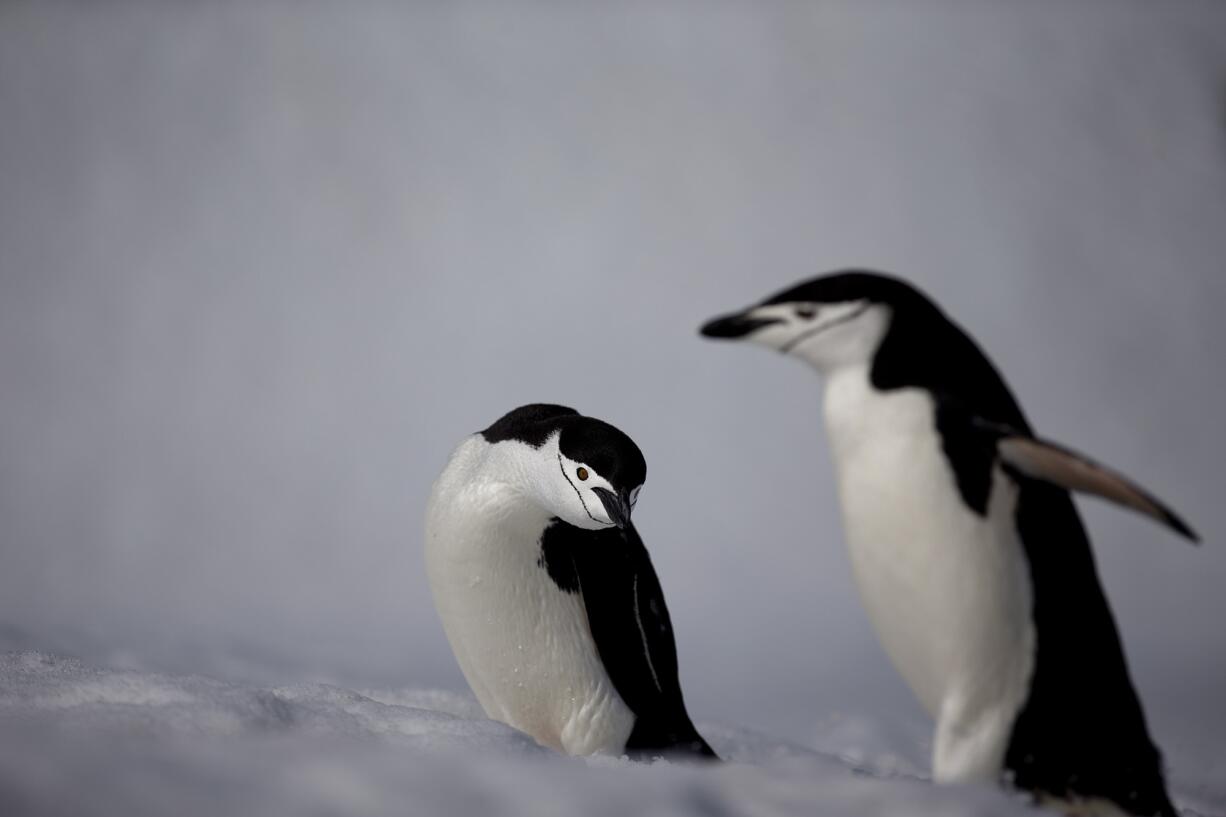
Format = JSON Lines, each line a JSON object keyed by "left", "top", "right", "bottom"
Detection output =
{"left": 1, "top": 652, "right": 1221, "bottom": 817}
{"left": 0, "top": 651, "right": 1030, "bottom": 817}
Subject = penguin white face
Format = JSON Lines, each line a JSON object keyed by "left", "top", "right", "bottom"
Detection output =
{"left": 701, "top": 297, "right": 891, "bottom": 374}
{"left": 534, "top": 432, "right": 641, "bottom": 530}
{"left": 480, "top": 405, "right": 647, "bottom": 532}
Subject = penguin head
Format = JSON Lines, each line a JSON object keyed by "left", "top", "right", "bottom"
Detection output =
{"left": 481, "top": 405, "right": 646, "bottom": 531}
{"left": 699, "top": 270, "right": 923, "bottom": 373}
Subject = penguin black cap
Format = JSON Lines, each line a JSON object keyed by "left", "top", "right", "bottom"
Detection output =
{"left": 482, "top": 404, "right": 647, "bottom": 493}
{"left": 700, "top": 269, "right": 935, "bottom": 339}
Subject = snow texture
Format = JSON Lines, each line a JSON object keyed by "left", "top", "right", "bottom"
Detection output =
{"left": 2, "top": 652, "right": 1223, "bottom": 817}
{"left": 0, "top": 651, "right": 1051, "bottom": 817}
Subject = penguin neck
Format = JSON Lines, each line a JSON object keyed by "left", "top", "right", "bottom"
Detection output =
{"left": 822, "top": 363, "right": 933, "bottom": 461}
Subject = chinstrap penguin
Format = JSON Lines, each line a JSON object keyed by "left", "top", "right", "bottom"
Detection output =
{"left": 700, "top": 270, "right": 1196, "bottom": 815}
{"left": 425, "top": 404, "right": 716, "bottom": 760}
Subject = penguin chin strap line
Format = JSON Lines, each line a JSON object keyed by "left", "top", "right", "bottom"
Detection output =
{"left": 779, "top": 301, "right": 872, "bottom": 355}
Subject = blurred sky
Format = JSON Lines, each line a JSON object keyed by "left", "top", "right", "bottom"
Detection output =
{"left": 1, "top": 0, "right": 1224, "bottom": 781}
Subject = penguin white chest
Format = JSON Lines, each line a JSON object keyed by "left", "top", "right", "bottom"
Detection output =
{"left": 822, "top": 367, "right": 1035, "bottom": 781}
{"left": 424, "top": 439, "right": 635, "bottom": 756}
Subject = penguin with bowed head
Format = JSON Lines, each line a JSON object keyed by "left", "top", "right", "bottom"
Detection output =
{"left": 425, "top": 404, "right": 716, "bottom": 760}
{"left": 700, "top": 270, "right": 1196, "bottom": 816}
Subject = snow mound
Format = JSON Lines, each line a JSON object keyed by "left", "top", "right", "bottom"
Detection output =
{"left": 0, "top": 651, "right": 537, "bottom": 753}
{"left": 0, "top": 652, "right": 1133, "bottom": 817}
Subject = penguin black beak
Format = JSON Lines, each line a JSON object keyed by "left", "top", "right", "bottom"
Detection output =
{"left": 591, "top": 487, "right": 633, "bottom": 529}
{"left": 699, "top": 310, "right": 781, "bottom": 339}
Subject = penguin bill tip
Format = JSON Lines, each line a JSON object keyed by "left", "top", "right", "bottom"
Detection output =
{"left": 698, "top": 312, "right": 780, "bottom": 340}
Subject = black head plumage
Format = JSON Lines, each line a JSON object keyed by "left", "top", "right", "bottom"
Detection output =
{"left": 480, "top": 404, "right": 646, "bottom": 492}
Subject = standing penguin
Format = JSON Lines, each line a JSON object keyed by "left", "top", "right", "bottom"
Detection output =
{"left": 425, "top": 404, "right": 715, "bottom": 760}
{"left": 700, "top": 271, "right": 1195, "bottom": 815}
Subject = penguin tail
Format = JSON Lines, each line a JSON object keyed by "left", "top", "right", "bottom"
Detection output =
{"left": 682, "top": 734, "right": 720, "bottom": 760}
{"left": 663, "top": 729, "right": 719, "bottom": 760}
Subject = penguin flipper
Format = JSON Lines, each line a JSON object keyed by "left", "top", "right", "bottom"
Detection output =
{"left": 571, "top": 525, "right": 719, "bottom": 761}
{"left": 983, "top": 422, "right": 1198, "bottom": 542}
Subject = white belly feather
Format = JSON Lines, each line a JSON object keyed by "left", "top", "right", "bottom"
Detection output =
{"left": 424, "top": 437, "right": 634, "bottom": 756}
{"left": 823, "top": 366, "right": 1036, "bottom": 782}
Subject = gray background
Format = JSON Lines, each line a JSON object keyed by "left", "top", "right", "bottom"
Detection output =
{"left": 2, "top": 0, "right": 1223, "bottom": 781}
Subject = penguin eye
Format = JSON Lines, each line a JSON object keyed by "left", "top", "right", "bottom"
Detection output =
{"left": 794, "top": 304, "right": 817, "bottom": 320}
{"left": 576, "top": 467, "right": 589, "bottom": 481}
